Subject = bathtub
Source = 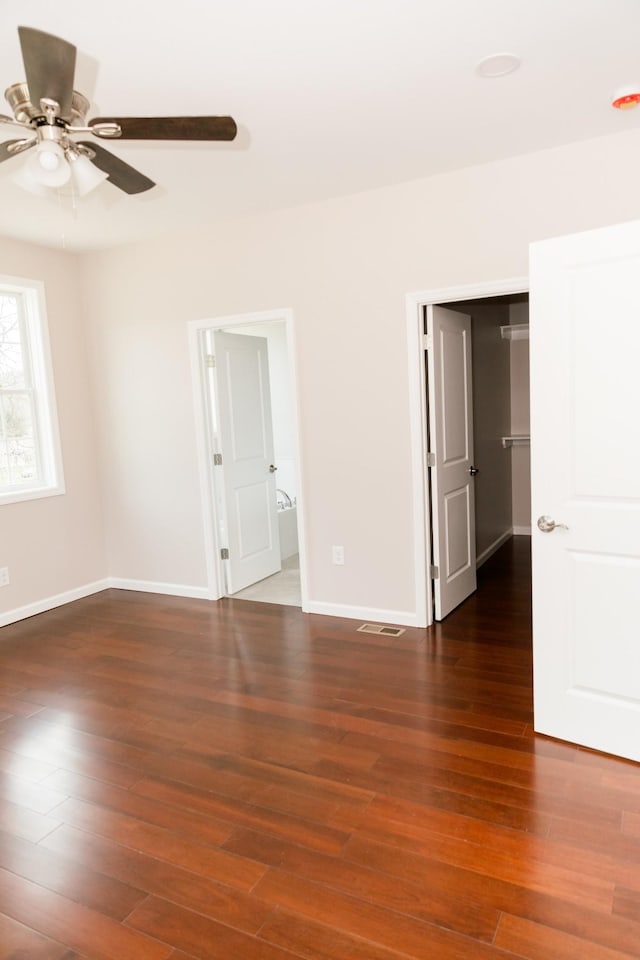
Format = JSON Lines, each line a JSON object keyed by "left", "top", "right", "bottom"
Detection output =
{"left": 278, "top": 504, "right": 298, "bottom": 560}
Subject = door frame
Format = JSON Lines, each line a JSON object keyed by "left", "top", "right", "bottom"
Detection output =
{"left": 406, "top": 276, "right": 528, "bottom": 627}
{"left": 188, "top": 307, "right": 309, "bottom": 608}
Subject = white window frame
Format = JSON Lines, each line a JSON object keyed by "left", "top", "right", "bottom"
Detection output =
{"left": 0, "top": 275, "right": 65, "bottom": 506}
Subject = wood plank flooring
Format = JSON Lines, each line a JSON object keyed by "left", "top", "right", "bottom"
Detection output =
{"left": 0, "top": 537, "right": 639, "bottom": 959}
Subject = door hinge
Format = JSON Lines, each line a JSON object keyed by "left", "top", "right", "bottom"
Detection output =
{"left": 205, "top": 354, "right": 216, "bottom": 368}
{"left": 423, "top": 333, "right": 432, "bottom": 350}
{"left": 213, "top": 453, "right": 223, "bottom": 466}
{"left": 426, "top": 451, "right": 435, "bottom": 467}
{"left": 430, "top": 564, "right": 439, "bottom": 579}
{"left": 220, "top": 548, "right": 229, "bottom": 560}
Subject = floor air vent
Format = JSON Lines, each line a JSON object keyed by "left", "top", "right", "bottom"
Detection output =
{"left": 357, "top": 623, "right": 405, "bottom": 637}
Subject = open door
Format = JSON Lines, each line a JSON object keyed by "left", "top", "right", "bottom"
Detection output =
{"left": 211, "top": 330, "right": 281, "bottom": 595}
{"left": 530, "top": 220, "right": 640, "bottom": 762}
{"left": 426, "top": 305, "right": 477, "bottom": 620}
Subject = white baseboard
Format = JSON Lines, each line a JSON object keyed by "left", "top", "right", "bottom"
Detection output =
{"left": 0, "top": 576, "right": 213, "bottom": 629}
{"left": 476, "top": 529, "right": 512, "bottom": 569}
{"left": 476, "top": 526, "right": 532, "bottom": 570}
{"left": 303, "top": 600, "right": 425, "bottom": 629}
{"left": 2, "top": 582, "right": 420, "bottom": 631}
{"left": 107, "top": 577, "right": 212, "bottom": 600}
{"left": 0, "top": 578, "right": 110, "bottom": 628}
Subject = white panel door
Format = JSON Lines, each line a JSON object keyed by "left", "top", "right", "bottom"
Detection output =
{"left": 530, "top": 220, "right": 640, "bottom": 762}
{"left": 427, "top": 305, "right": 477, "bottom": 620}
{"left": 213, "top": 331, "right": 281, "bottom": 594}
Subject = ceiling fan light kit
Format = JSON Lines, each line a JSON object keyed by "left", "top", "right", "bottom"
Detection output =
{"left": 1, "top": 25, "right": 238, "bottom": 199}
{"left": 11, "top": 157, "right": 48, "bottom": 195}
{"left": 68, "top": 152, "right": 109, "bottom": 196}
{"left": 28, "top": 140, "right": 70, "bottom": 187}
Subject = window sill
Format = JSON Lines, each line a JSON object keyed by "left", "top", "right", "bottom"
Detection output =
{"left": 0, "top": 482, "right": 66, "bottom": 507}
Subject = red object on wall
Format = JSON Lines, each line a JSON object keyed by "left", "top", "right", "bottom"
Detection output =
{"left": 611, "top": 89, "right": 640, "bottom": 110}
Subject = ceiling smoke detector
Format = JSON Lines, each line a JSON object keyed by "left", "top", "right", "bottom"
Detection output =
{"left": 611, "top": 86, "right": 640, "bottom": 110}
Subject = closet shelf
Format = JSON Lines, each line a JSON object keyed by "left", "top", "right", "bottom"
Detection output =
{"left": 502, "top": 435, "right": 530, "bottom": 448}
{"left": 500, "top": 323, "right": 529, "bottom": 341}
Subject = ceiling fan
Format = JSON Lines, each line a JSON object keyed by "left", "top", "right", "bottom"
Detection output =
{"left": 0, "top": 25, "right": 237, "bottom": 196}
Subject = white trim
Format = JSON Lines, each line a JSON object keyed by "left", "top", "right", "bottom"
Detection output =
{"left": 476, "top": 526, "right": 532, "bottom": 569}
{"left": 188, "top": 308, "right": 309, "bottom": 611}
{"left": 406, "top": 276, "right": 529, "bottom": 628}
{"left": 0, "top": 579, "right": 110, "bottom": 629}
{"left": 188, "top": 321, "right": 222, "bottom": 601}
{"left": 476, "top": 529, "right": 513, "bottom": 568}
{"left": 107, "top": 578, "right": 211, "bottom": 600}
{"left": 1, "top": 579, "right": 419, "bottom": 631}
{"left": 0, "top": 483, "right": 65, "bottom": 507}
{"left": 0, "top": 275, "right": 65, "bottom": 505}
{"left": 304, "top": 600, "right": 423, "bottom": 629}
{"left": 0, "top": 577, "right": 213, "bottom": 629}
{"left": 406, "top": 296, "right": 431, "bottom": 629}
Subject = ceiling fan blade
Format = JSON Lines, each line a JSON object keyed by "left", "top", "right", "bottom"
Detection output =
{"left": 77, "top": 141, "right": 155, "bottom": 194}
{"left": 18, "top": 26, "right": 76, "bottom": 120}
{"left": 90, "top": 116, "right": 237, "bottom": 141}
{"left": 0, "top": 114, "right": 29, "bottom": 128}
{"left": 0, "top": 140, "right": 23, "bottom": 163}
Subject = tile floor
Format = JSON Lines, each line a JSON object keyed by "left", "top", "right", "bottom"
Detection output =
{"left": 229, "top": 554, "right": 301, "bottom": 606}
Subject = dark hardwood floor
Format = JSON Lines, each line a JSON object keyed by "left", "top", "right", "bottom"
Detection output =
{"left": 0, "top": 537, "right": 639, "bottom": 959}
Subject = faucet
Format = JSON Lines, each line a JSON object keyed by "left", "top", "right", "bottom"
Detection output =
{"left": 276, "top": 488, "right": 292, "bottom": 508}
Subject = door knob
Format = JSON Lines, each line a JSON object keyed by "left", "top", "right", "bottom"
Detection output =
{"left": 469, "top": 465, "right": 479, "bottom": 476}
{"left": 269, "top": 464, "right": 278, "bottom": 473}
{"left": 537, "top": 515, "right": 569, "bottom": 533}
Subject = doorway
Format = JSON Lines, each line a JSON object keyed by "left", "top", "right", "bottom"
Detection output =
{"left": 410, "top": 225, "right": 640, "bottom": 761}
{"left": 406, "top": 278, "right": 529, "bottom": 627}
{"left": 189, "top": 308, "right": 307, "bottom": 609}
{"left": 436, "top": 291, "right": 531, "bottom": 561}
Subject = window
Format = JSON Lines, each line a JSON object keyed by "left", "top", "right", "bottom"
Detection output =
{"left": 0, "top": 277, "right": 64, "bottom": 505}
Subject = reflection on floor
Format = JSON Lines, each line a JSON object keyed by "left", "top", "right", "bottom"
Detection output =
{"left": 230, "top": 554, "right": 301, "bottom": 606}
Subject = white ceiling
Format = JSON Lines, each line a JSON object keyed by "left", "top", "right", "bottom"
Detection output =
{"left": 1, "top": 0, "right": 639, "bottom": 251}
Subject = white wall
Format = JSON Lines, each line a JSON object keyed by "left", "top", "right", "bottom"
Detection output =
{"left": 77, "top": 127, "right": 640, "bottom": 624}
{"left": 470, "top": 304, "right": 512, "bottom": 559}
{"left": 509, "top": 302, "right": 531, "bottom": 531}
{"left": 5, "top": 126, "right": 640, "bottom": 627}
{"left": 0, "top": 238, "right": 106, "bottom": 624}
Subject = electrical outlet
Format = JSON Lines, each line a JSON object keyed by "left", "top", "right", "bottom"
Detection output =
{"left": 0, "top": 566, "right": 9, "bottom": 587}
{"left": 332, "top": 545, "right": 345, "bottom": 565}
